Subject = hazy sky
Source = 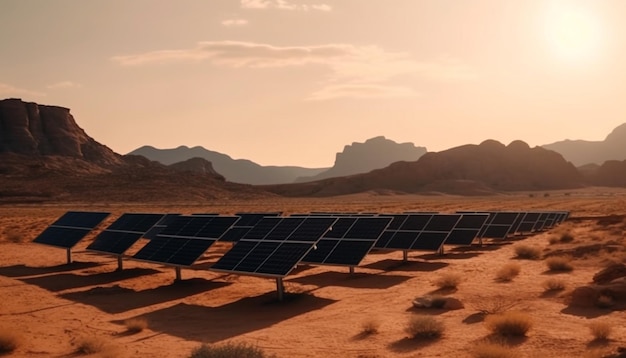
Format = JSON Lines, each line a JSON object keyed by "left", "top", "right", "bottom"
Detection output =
{"left": 2, "top": 0, "right": 626, "bottom": 167}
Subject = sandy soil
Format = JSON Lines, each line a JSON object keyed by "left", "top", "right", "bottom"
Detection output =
{"left": 1, "top": 189, "right": 625, "bottom": 357}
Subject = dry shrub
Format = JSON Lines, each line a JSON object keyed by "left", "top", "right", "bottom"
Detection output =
{"left": 473, "top": 296, "right": 521, "bottom": 315}
{"left": 588, "top": 321, "right": 612, "bottom": 341}
{"left": 495, "top": 263, "right": 521, "bottom": 282}
{"left": 405, "top": 315, "right": 444, "bottom": 340}
{"left": 0, "top": 329, "right": 21, "bottom": 353}
{"left": 559, "top": 233, "right": 575, "bottom": 243}
{"left": 546, "top": 256, "right": 574, "bottom": 272}
{"left": 124, "top": 317, "right": 148, "bottom": 333}
{"left": 189, "top": 342, "right": 275, "bottom": 358}
{"left": 76, "top": 336, "right": 108, "bottom": 355}
{"left": 542, "top": 278, "right": 566, "bottom": 292}
{"left": 360, "top": 318, "right": 380, "bottom": 335}
{"left": 514, "top": 245, "right": 541, "bottom": 260}
{"left": 472, "top": 340, "right": 517, "bottom": 358}
{"left": 3, "top": 227, "right": 24, "bottom": 243}
{"left": 434, "top": 272, "right": 462, "bottom": 290}
{"left": 485, "top": 311, "right": 533, "bottom": 337}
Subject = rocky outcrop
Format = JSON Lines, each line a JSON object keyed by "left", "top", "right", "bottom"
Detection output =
{"left": 168, "top": 157, "right": 225, "bottom": 180}
{"left": 263, "top": 140, "right": 584, "bottom": 197}
{"left": 543, "top": 123, "right": 626, "bottom": 166}
{"left": 0, "top": 98, "right": 121, "bottom": 166}
{"left": 128, "top": 145, "right": 327, "bottom": 185}
{"left": 295, "top": 136, "right": 427, "bottom": 182}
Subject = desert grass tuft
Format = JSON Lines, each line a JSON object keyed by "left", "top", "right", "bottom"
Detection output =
{"left": 472, "top": 340, "right": 517, "bottom": 358}
{"left": 3, "top": 228, "right": 24, "bottom": 243}
{"left": 405, "top": 315, "right": 444, "bottom": 340}
{"left": 124, "top": 317, "right": 148, "bottom": 333}
{"left": 75, "top": 336, "right": 108, "bottom": 354}
{"left": 546, "top": 256, "right": 574, "bottom": 272}
{"left": 485, "top": 311, "right": 533, "bottom": 337}
{"left": 360, "top": 318, "right": 380, "bottom": 335}
{"left": 472, "top": 296, "right": 521, "bottom": 315}
{"left": 542, "top": 278, "right": 566, "bottom": 292}
{"left": 495, "top": 263, "right": 521, "bottom": 282}
{"left": 433, "top": 272, "right": 462, "bottom": 290}
{"left": 0, "top": 328, "right": 21, "bottom": 353}
{"left": 588, "top": 321, "right": 612, "bottom": 341}
{"left": 189, "top": 341, "right": 276, "bottom": 358}
{"left": 514, "top": 245, "right": 541, "bottom": 260}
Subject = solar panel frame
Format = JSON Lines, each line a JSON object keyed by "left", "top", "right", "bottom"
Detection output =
{"left": 33, "top": 211, "right": 111, "bottom": 249}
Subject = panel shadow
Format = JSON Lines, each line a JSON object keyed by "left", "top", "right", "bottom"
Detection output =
{"left": 0, "top": 261, "right": 102, "bottom": 278}
{"left": 61, "top": 278, "right": 231, "bottom": 314}
{"left": 361, "top": 259, "right": 448, "bottom": 272}
{"left": 287, "top": 271, "right": 411, "bottom": 289}
{"left": 21, "top": 268, "right": 160, "bottom": 292}
{"left": 120, "top": 292, "right": 337, "bottom": 343}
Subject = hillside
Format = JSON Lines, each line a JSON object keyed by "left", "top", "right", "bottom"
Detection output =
{"left": 263, "top": 140, "right": 585, "bottom": 196}
{"left": 295, "top": 136, "right": 427, "bottom": 182}
{"left": 128, "top": 145, "right": 327, "bottom": 185}
{"left": 0, "top": 99, "right": 270, "bottom": 203}
{"left": 542, "top": 123, "right": 626, "bottom": 166}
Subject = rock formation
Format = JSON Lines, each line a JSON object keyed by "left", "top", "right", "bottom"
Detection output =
{"left": 543, "top": 123, "right": 626, "bottom": 166}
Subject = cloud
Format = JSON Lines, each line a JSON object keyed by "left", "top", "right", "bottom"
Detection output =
{"left": 112, "top": 41, "right": 475, "bottom": 99}
{"left": 221, "top": 18, "right": 248, "bottom": 27}
{"left": 0, "top": 83, "right": 46, "bottom": 97}
{"left": 308, "top": 84, "right": 420, "bottom": 100}
{"left": 240, "top": 0, "right": 331, "bottom": 11}
{"left": 46, "top": 81, "right": 82, "bottom": 89}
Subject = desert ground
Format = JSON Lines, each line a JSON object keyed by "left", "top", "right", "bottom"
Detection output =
{"left": 1, "top": 189, "right": 625, "bottom": 357}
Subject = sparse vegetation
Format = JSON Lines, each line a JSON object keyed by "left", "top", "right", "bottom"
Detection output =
{"left": 549, "top": 232, "right": 575, "bottom": 245}
{"left": 495, "top": 263, "right": 521, "bottom": 282}
{"left": 485, "top": 311, "right": 533, "bottom": 337}
{"left": 0, "top": 329, "right": 20, "bottom": 353}
{"left": 76, "top": 336, "right": 108, "bottom": 355}
{"left": 360, "top": 318, "right": 380, "bottom": 335}
{"left": 588, "top": 321, "right": 612, "bottom": 341}
{"left": 514, "top": 245, "right": 542, "bottom": 260}
{"left": 473, "top": 296, "right": 521, "bottom": 315}
{"left": 546, "top": 256, "right": 574, "bottom": 272}
{"left": 189, "top": 342, "right": 275, "bottom": 358}
{"left": 542, "top": 278, "right": 566, "bottom": 292}
{"left": 3, "top": 227, "right": 24, "bottom": 243}
{"left": 472, "top": 340, "right": 517, "bottom": 358}
{"left": 434, "top": 272, "right": 462, "bottom": 290}
{"left": 405, "top": 315, "right": 444, "bottom": 340}
{"left": 124, "top": 317, "right": 148, "bottom": 333}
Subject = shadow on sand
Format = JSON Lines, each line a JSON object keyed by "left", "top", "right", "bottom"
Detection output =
{"left": 287, "top": 271, "right": 411, "bottom": 289}
{"left": 21, "top": 268, "right": 160, "bottom": 292}
{"left": 0, "top": 261, "right": 102, "bottom": 278}
{"left": 118, "top": 292, "right": 337, "bottom": 343}
{"left": 362, "top": 259, "right": 448, "bottom": 272}
{"left": 387, "top": 336, "right": 439, "bottom": 352}
{"left": 61, "top": 278, "right": 230, "bottom": 314}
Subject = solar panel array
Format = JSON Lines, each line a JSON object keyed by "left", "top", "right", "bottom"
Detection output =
{"left": 219, "top": 212, "right": 282, "bottom": 242}
{"left": 302, "top": 217, "right": 392, "bottom": 266}
{"left": 87, "top": 213, "right": 166, "bottom": 255}
{"left": 33, "top": 211, "right": 110, "bottom": 248}
{"left": 374, "top": 214, "right": 463, "bottom": 251}
{"left": 211, "top": 217, "right": 337, "bottom": 277}
{"left": 132, "top": 215, "right": 240, "bottom": 266}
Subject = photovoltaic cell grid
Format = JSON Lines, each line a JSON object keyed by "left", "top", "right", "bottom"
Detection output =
{"left": 211, "top": 217, "right": 337, "bottom": 277}
{"left": 132, "top": 216, "right": 240, "bottom": 266}
{"left": 143, "top": 214, "right": 181, "bottom": 240}
{"left": 33, "top": 211, "right": 110, "bottom": 248}
{"left": 443, "top": 213, "right": 490, "bottom": 245}
{"left": 302, "top": 216, "right": 392, "bottom": 266}
{"left": 219, "top": 212, "right": 282, "bottom": 242}
{"left": 86, "top": 213, "right": 166, "bottom": 255}
{"left": 374, "top": 214, "right": 463, "bottom": 251}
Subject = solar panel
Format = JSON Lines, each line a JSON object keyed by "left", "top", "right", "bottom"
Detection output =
{"left": 130, "top": 215, "right": 240, "bottom": 267}
{"left": 33, "top": 211, "right": 110, "bottom": 248}
{"left": 302, "top": 217, "right": 392, "bottom": 266}
{"left": 514, "top": 212, "right": 541, "bottom": 234}
{"left": 374, "top": 214, "right": 461, "bottom": 252}
{"left": 143, "top": 214, "right": 181, "bottom": 240}
{"left": 210, "top": 217, "right": 337, "bottom": 277}
{"left": 444, "top": 213, "right": 490, "bottom": 245}
{"left": 87, "top": 213, "right": 165, "bottom": 255}
{"left": 478, "top": 212, "right": 521, "bottom": 239}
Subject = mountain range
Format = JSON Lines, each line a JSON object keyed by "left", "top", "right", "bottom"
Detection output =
{"left": 2, "top": 98, "right": 626, "bottom": 202}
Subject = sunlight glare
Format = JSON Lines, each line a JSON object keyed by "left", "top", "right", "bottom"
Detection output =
{"left": 545, "top": 5, "right": 603, "bottom": 63}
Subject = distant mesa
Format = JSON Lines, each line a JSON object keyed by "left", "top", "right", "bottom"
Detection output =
{"left": 167, "top": 157, "right": 225, "bottom": 180}
{"left": 262, "top": 140, "right": 585, "bottom": 197}
{"left": 128, "top": 145, "right": 327, "bottom": 185}
{"left": 294, "top": 136, "right": 427, "bottom": 183}
{"left": 542, "top": 123, "right": 626, "bottom": 166}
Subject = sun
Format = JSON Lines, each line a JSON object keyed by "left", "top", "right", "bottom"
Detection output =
{"left": 545, "top": 5, "right": 603, "bottom": 63}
